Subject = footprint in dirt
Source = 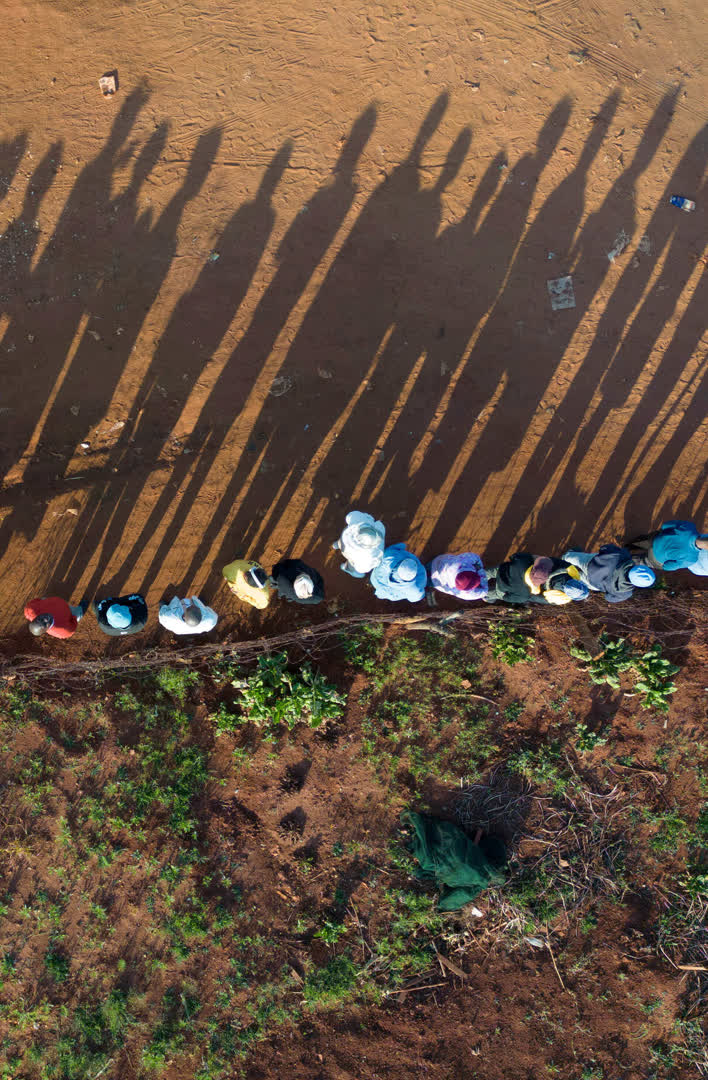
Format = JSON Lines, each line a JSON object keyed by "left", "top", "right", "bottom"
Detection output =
{"left": 279, "top": 806, "right": 307, "bottom": 835}
{"left": 280, "top": 759, "right": 312, "bottom": 794}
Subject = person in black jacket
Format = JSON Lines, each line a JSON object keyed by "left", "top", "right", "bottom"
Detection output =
{"left": 93, "top": 593, "right": 148, "bottom": 635}
{"left": 484, "top": 553, "right": 550, "bottom": 605}
{"left": 271, "top": 559, "right": 325, "bottom": 605}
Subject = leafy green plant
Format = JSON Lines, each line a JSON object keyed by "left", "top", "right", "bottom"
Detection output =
{"left": 313, "top": 919, "right": 348, "bottom": 946}
{"left": 508, "top": 743, "right": 570, "bottom": 796}
{"left": 232, "top": 652, "right": 345, "bottom": 731}
{"left": 570, "top": 635, "right": 634, "bottom": 688}
{"left": 339, "top": 623, "right": 385, "bottom": 673}
{"left": 574, "top": 722, "right": 607, "bottom": 753}
{"left": 488, "top": 621, "right": 534, "bottom": 666}
{"left": 44, "top": 944, "right": 70, "bottom": 983}
{"left": 570, "top": 637, "right": 679, "bottom": 712}
{"left": 303, "top": 953, "right": 358, "bottom": 1007}
{"left": 632, "top": 644, "right": 679, "bottom": 713}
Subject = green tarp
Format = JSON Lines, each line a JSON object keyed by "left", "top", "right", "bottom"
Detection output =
{"left": 403, "top": 811, "right": 507, "bottom": 912}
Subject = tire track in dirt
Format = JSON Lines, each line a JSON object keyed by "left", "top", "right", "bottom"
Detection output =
{"left": 453, "top": 0, "right": 703, "bottom": 121}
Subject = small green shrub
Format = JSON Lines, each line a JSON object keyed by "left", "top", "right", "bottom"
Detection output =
{"left": 570, "top": 635, "right": 634, "bottom": 689}
{"left": 574, "top": 722, "right": 607, "bottom": 753}
{"left": 632, "top": 645, "right": 679, "bottom": 713}
{"left": 488, "top": 622, "right": 534, "bottom": 666}
{"left": 44, "top": 945, "right": 70, "bottom": 983}
{"left": 232, "top": 652, "right": 345, "bottom": 731}
{"left": 508, "top": 743, "right": 570, "bottom": 796}
{"left": 303, "top": 953, "right": 358, "bottom": 1006}
{"left": 339, "top": 623, "right": 385, "bottom": 673}
{"left": 570, "top": 637, "right": 679, "bottom": 712}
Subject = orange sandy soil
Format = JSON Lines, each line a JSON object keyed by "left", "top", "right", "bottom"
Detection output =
{"left": 0, "top": 0, "right": 705, "bottom": 658}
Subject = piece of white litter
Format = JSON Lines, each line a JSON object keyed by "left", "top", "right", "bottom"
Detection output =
{"left": 547, "top": 275, "right": 576, "bottom": 311}
{"left": 525, "top": 936, "right": 546, "bottom": 949}
{"left": 607, "top": 228, "right": 630, "bottom": 262}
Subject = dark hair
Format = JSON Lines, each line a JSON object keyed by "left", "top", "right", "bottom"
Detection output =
{"left": 183, "top": 604, "right": 202, "bottom": 627}
{"left": 245, "top": 566, "right": 268, "bottom": 590}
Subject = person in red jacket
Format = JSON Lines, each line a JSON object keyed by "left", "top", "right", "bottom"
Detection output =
{"left": 24, "top": 597, "right": 87, "bottom": 639}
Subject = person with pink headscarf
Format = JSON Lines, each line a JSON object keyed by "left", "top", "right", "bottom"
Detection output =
{"left": 428, "top": 552, "right": 487, "bottom": 604}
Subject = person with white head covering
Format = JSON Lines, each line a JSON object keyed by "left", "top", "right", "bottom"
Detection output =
{"left": 158, "top": 596, "right": 218, "bottom": 635}
{"left": 271, "top": 558, "right": 325, "bottom": 605}
{"left": 93, "top": 593, "right": 148, "bottom": 636}
{"left": 333, "top": 510, "right": 385, "bottom": 578}
{"left": 370, "top": 542, "right": 427, "bottom": 602}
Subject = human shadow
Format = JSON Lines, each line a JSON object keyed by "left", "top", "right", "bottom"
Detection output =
{"left": 415, "top": 89, "right": 657, "bottom": 560}
{"left": 85, "top": 139, "right": 295, "bottom": 595}
{"left": 47, "top": 124, "right": 224, "bottom": 598}
{"left": 0, "top": 85, "right": 150, "bottom": 492}
{"left": 132, "top": 103, "right": 379, "bottom": 597}
{"left": 0, "top": 133, "right": 27, "bottom": 205}
{"left": 478, "top": 91, "right": 699, "bottom": 559}
{"left": 183, "top": 93, "right": 474, "bottom": 591}
{"left": 280, "top": 122, "right": 474, "bottom": 554}
{"left": 552, "top": 152, "right": 708, "bottom": 543}
{"left": 355, "top": 94, "right": 577, "bottom": 561}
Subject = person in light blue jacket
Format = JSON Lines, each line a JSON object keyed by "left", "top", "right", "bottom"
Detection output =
{"left": 370, "top": 543, "right": 427, "bottom": 603}
{"left": 627, "top": 521, "right": 708, "bottom": 576}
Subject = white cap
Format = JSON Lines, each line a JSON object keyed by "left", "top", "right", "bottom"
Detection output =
{"left": 396, "top": 557, "right": 418, "bottom": 582}
{"left": 106, "top": 603, "right": 131, "bottom": 629}
{"left": 293, "top": 573, "right": 314, "bottom": 599}
{"left": 356, "top": 524, "right": 379, "bottom": 547}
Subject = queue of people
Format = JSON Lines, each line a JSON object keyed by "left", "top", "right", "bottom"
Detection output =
{"left": 22, "top": 514, "right": 707, "bottom": 641}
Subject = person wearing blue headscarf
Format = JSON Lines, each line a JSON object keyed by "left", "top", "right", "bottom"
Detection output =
{"left": 627, "top": 521, "right": 708, "bottom": 576}
{"left": 370, "top": 543, "right": 427, "bottom": 602}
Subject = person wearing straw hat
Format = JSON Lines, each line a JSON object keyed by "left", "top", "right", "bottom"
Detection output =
{"left": 333, "top": 510, "right": 386, "bottom": 579}
{"left": 271, "top": 558, "right": 325, "bottom": 605}
{"left": 370, "top": 542, "right": 427, "bottom": 603}
{"left": 93, "top": 593, "right": 148, "bottom": 636}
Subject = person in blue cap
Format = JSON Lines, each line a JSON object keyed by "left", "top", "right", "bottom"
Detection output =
{"left": 93, "top": 593, "right": 148, "bottom": 636}
{"left": 627, "top": 521, "right": 708, "bottom": 576}
{"left": 563, "top": 544, "right": 655, "bottom": 603}
{"left": 370, "top": 543, "right": 427, "bottom": 603}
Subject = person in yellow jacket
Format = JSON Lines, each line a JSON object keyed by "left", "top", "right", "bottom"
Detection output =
{"left": 222, "top": 559, "right": 274, "bottom": 609}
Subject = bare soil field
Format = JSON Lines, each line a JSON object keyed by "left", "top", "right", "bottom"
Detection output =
{"left": 0, "top": 599, "right": 706, "bottom": 1078}
{"left": 0, "top": 0, "right": 706, "bottom": 652}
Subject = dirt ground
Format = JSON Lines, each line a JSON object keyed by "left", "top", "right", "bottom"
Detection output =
{"left": 0, "top": 608, "right": 706, "bottom": 1079}
{"left": 0, "top": 0, "right": 706, "bottom": 653}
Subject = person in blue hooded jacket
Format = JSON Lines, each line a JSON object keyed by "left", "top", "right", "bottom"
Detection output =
{"left": 370, "top": 543, "right": 427, "bottom": 603}
{"left": 627, "top": 520, "right": 708, "bottom": 576}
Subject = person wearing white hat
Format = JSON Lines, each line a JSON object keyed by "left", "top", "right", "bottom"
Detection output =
{"left": 93, "top": 593, "right": 148, "bottom": 636}
{"left": 333, "top": 510, "right": 386, "bottom": 578}
{"left": 271, "top": 558, "right": 325, "bottom": 605}
{"left": 158, "top": 596, "right": 218, "bottom": 635}
{"left": 370, "top": 542, "right": 427, "bottom": 602}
